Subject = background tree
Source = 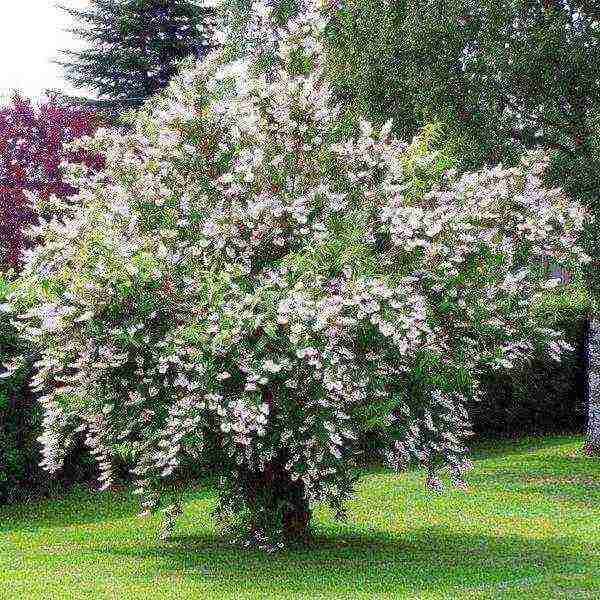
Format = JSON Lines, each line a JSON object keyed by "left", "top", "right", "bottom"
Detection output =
{"left": 325, "top": 0, "right": 599, "bottom": 273}
{"left": 322, "top": 0, "right": 600, "bottom": 454}
{"left": 0, "top": 93, "right": 104, "bottom": 269}
{"left": 585, "top": 317, "right": 600, "bottom": 455}
{"left": 54, "top": 0, "right": 217, "bottom": 117}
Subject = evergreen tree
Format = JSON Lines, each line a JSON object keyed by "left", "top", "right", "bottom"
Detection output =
{"left": 55, "top": 0, "right": 217, "bottom": 112}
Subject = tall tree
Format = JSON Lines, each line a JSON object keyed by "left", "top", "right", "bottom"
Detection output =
{"left": 400, "top": 0, "right": 600, "bottom": 275}
{"left": 325, "top": 0, "right": 600, "bottom": 270}
{"left": 55, "top": 0, "right": 217, "bottom": 113}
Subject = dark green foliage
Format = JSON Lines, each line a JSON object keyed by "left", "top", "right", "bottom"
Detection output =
{"left": 54, "top": 0, "right": 217, "bottom": 114}
{"left": 472, "top": 323, "right": 587, "bottom": 438}
{"left": 472, "top": 285, "right": 595, "bottom": 437}
{"left": 0, "top": 281, "right": 40, "bottom": 503}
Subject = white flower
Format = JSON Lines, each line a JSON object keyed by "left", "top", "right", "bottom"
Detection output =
{"left": 74, "top": 311, "right": 94, "bottom": 323}
{"left": 378, "top": 321, "right": 395, "bottom": 337}
{"left": 541, "top": 278, "right": 562, "bottom": 289}
{"left": 262, "top": 363, "right": 281, "bottom": 379}
{"left": 380, "top": 119, "right": 393, "bottom": 139}
{"left": 253, "top": 1, "right": 272, "bottom": 19}
{"left": 359, "top": 120, "right": 373, "bottom": 137}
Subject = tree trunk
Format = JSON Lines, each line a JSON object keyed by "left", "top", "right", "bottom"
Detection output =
{"left": 584, "top": 317, "right": 600, "bottom": 455}
{"left": 266, "top": 457, "right": 311, "bottom": 541}
{"left": 239, "top": 387, "right": 312, "bottom": 542}
{"left": 259, "top": 386, "right": 311, "bottom": 540}
{"left": 244, "top": 456, "right": 311, "bottom": 543}
{"left": 280, "top": 473, "right": 311, "bottom": 541}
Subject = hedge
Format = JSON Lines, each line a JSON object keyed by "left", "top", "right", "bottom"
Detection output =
{"left": 471, "top": 284, "right": 593, "bottom": 438}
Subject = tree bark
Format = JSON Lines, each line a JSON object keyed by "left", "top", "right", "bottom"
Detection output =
{"left": 257, "top": 387, "right": 312, "bottom": 541}
{"left": 280, "top": 471, "right": 311, "bottom": 541}
{"left": 236, "top": 387, "right": 312, "bottom": 542}
{"left": 584, "top": 317, "right": 600, "bottom": 455}
{"left": 247, "top": 456, "right": 311, "bottom": 542}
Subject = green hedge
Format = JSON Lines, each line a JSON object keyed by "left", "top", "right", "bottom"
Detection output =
{"left": 470, "top": 284, "right": 592, "bottom": 438}
{"left": 0, "top": 275, "right": 41, "bottom": 503}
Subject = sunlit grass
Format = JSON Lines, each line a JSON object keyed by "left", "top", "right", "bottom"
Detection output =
{"left": 1, "top": 435, "right": 599, "bottom": 599}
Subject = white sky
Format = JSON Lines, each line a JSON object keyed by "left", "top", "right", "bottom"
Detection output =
{"left": 0, "top": 0, "right": 92, "bottom": 103}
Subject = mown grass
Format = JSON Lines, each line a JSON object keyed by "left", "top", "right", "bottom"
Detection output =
{"left": 1, "top": 435, "right": 599, "bottom": 599}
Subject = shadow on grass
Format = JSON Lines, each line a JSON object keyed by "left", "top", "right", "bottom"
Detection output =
{"left": 103, "top": 526, "right": 597, "bottom": 597}
{"left": 3, "top": 436, "right": 596, "bottom": 535}
{"left": 3, "top": 436, "right": 599, "bottom": 597}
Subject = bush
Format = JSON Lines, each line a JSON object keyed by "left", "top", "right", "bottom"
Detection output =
{"left": 6, "top": 1, "right": 591, "bottom": 550}
{"left": 0, "top": 273, "right": 98, "bottom": 505}
{"left": 361, "top": 285, "right": 593, "bottom": 457}
{"left": 0, "top": 273, "right": 40, "bottom": 503}
{"left": 0, "top": 93, "right": 104, "bottom": 270}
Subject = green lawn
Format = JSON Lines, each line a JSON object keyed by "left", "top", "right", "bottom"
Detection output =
{"left": 1, "top": 435, "right": 599, "bottom": 600}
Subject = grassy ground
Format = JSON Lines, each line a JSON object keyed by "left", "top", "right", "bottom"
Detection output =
{"left": 1, "top": 435, "right": 599, "bottom": 600}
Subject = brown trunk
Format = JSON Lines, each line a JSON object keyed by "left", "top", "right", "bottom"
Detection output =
{"left": 242, "top": 388, "right": 312, "bottom": 541}
{"left": 584, "top": 318, "right": 600, "bottom": 456}
{"left": 281, "top": 476, "right": 311, "bottom": 541}
{"left": 244, "top": 455, "right": 311, "bottom": 542}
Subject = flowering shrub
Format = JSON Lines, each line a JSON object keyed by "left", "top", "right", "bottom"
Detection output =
{"left": 0, "top": 93, "right": 104, "bottom": 270}
{"left": 3, "top": 0, "right": 591, "bottom": 549}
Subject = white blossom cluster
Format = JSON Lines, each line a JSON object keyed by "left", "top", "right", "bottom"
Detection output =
{"left": 3, "top": 0, "right": 591, "bottom": 548}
